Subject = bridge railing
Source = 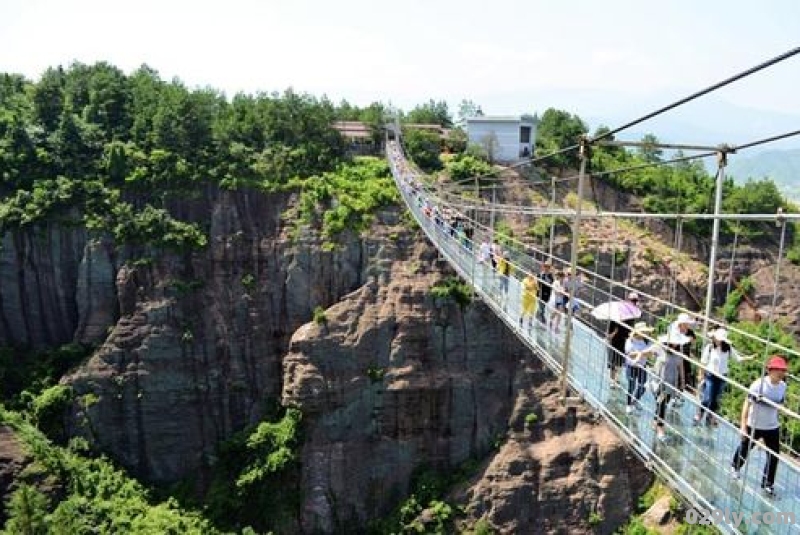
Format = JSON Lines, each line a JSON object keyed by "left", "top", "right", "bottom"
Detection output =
{"left": 387, "top": 138, "right": 800, "bottom": 534}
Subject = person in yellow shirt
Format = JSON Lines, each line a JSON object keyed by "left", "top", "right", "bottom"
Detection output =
{"left": 495, "top": 250, "right": 510, "bottom": 297}
{"left": 520, "top": 273, "right": 538, "bottom": 329}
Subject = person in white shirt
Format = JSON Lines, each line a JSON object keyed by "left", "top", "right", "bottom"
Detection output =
{"left": 548, "top": 272, "right": 566, "bottom": 334}
{"left": 624, "top": 322, "right": 657, "bottom": 414}
{"left": 669, "top": 313, "right": 697, "bottom": 394}
{"left": 730, "top": 355, "right": 788, "bottom": 497}
{"left": 695, "top": 328, "right": 753, "bottom": 425}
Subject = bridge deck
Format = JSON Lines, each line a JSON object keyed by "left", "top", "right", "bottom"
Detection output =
{"left": 388, "top": 143, "right": 800, "bottom": 534}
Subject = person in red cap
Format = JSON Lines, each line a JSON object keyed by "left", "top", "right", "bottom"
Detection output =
{"left": 730, "top": 355, "right": 788, "bottom": 497}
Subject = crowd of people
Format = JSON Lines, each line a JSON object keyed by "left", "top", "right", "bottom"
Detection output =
{"left": 388, "top": 140, "right": 791, "bottom": 498}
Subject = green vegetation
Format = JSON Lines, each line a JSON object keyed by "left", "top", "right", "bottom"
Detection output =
{"left": 0, "top": 343, "right": 91, "bottom": 410}
{"left": 0, "top": 62, "right": 353, "bottom": 251}
{"left": 494, "top": 220, "right": 517, "bottom": 250}
{"left": 370, "top": 460, "right": 482, "bottom": 534}
{"left": 240, "top": 273, "right": 256, "bottom": 292}
{"left": 613, "top": 248, "right": 629, "bottom": 266}
{"left": 464, "top": 518, "right": 495, "bottom": 534}
{"left": 527, "top": 216, "right": 568, "bottom": 239}
{"left": 588, "top": 510, "right": 604, "bottom": 527}
{"left": 429, "top": 277, "right": 473, "bottom": 308}
{"left": 403, "top": 127, "right": 443, "bottom": 172}
{"left": 312, "top": 305, "right": 328, "bottom": 325}
{"left": 719, "top": 276, "right": 753, "bottom": 323}
{"left": 291, "top": 156, "right": 399, "bottom": 241}
{"left": 0, "top": 406, "right": 220, "bottom": 534}
{"left": 443, "top": 153, "right": 493, "bottom": 182}
{"left": 403, "top": 99, "right": 452, "bottom": 128}
{"left": 535, "top": 108, "right": 588, "bottom": 171}
{"left": 366, "top": 366, "right": 386, "bottom": 383}
{"left": 578, "top": 251, "right": 596, "bottom": 268}
{"left": 200, "top": 406, "right": 303, "bottom": 533}
{"left": 618, "top": 481, "right": 721, "bottom": 535}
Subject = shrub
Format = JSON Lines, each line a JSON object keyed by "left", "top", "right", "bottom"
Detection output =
{"left": 430, "top": 277, "right": 472, "bottom": 308}
{"left": 313, "top": 306, "right": 327, "bottom": 325}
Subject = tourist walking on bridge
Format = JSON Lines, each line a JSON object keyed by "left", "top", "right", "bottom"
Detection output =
{"left": 624, "top": 322, "right": 657, "bottom": 414}
{"left": 731, "top": 355, "right": 788, "bottom": 497}
{"left": 602, "top": 292, "right": 640, "bottom": 389}
{"left": 548, "top": 271, "right": 566, "bottom": 334}
{"left": 669, "top": 313, "right": 697, "bottom": 396}
{"left": 695, "top": 328, "right": 753, "bottom": 425}
{"left": 520, "top": 273, "right": 538, "bottom": 330}
{"left": 652, "top": 333, "right": 686, "bottom": 441}
{"left": 536, "top": 261, "right": 553, "bottom": 325}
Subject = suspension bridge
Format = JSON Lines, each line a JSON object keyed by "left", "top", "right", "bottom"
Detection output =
{"left": 387, "top": 46, "right": 800, "bottom": 534}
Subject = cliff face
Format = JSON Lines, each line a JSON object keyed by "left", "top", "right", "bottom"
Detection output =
{"left": 282, "top": 233, "right": 528, "bottom": 531}
{"left": 0, "top": 223, "right": 113, "bottom": 348}
{"left": 3, "top": 184, "right": 652, "bottom": 532}
{"left": 62, "top": 189, "right": 369, "bottom": 483}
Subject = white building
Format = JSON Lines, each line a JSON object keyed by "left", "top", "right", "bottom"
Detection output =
{"left": 466, "top": 116, "right": 537, "bottom": 163}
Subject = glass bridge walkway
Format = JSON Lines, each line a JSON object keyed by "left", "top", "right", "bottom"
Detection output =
{"left": 387, "top": 144, "right": 800, "bottom": 534}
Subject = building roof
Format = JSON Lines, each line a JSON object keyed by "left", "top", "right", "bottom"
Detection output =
{"left": 466, "top": 115, "right": 536, "bottom": 124}
{"left": 332, "top": 121, "right": 373, "bottom": 139}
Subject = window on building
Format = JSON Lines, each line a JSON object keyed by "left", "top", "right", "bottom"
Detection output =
{"left": 519, "top": 126, "right": 531, "bottom": 143}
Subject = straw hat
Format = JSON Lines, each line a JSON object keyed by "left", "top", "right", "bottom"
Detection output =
{"left": 630, "top": 321, "right": 654, "bottom": 337}
{"left": 676, "top": 312, "right": 696, "bottom": 325}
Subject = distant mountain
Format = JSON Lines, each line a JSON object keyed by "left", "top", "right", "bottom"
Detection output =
{"left": 726, "top": 149, "right": 800, "bottom": 203}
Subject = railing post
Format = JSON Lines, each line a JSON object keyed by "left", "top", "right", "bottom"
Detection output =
{"left": 561, "top": 137, "right": 589, "bottom": 402}
{"left": 548, "top": 175, "right": 556, "bottom": 259}
{"left": 702, "top": 148, "right": 729, "bottom": 337}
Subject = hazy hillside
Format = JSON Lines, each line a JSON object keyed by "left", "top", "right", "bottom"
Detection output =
{"left": 727, "top": 148, "right": 800, "bottom": 202}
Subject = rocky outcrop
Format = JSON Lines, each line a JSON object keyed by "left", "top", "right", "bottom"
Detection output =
{"left": 452, "top": 363, "right": 651, "bottom": 534}
{"left": 283, "top": 236, "right": 528, "bottom": 531}
{"left": 0, "top": 425, "right": 32, "bottom": 526}
{"left": 63, "top": 189, "right": 369, "bottom": 484}
{"left": 283, "top": 268, "right": 651, "bottom": 533}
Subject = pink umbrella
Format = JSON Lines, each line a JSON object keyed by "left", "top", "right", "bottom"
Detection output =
{"left": 591, "top": 300, "right": 642, "bottom": 322}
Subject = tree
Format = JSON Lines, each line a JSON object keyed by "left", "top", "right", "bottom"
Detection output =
{"left": 456, "top": 99, "right": 482, "bottom": 127}
{"left": 638, "top": 133, "right": 662, "bottom": 163}
{"left": 3, "top": 483, "right": 49, "bottom": 534}
{"left": 359, "top": 102, "right": 388, "bottom": 148}
{"left": 32, "top": 67, "right": 65, "bottom": 131}
{"left": 83, "top": 63, "right": 131, "bottom": 140}
{"left": 405, "top": 100, "right": 452, "bottom": 127}
{"left": 444, "top": 153, "right": 492, "bottom": 181}
{"left": 403, "top": 128, "right": 442, "bottom": 172}
{"left": 534, "top": 108, "right": 587, "bottom": 170}
{"left": 443, "top": 128, "right": 468, "bottom": 154}
{"left": 480, "top": 132, "right": 500, "bottom": 164}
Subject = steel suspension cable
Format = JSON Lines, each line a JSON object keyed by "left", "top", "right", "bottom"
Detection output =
{"left": 594, "top": 46, "right": 800, "bottom": 142}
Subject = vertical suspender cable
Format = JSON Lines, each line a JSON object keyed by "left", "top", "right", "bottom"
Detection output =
{"left": 725, "top": 225, "right": 740, "bottom": 299}
{"left": 668, "top": 217, "right": 684, "bottom": 316}
{"left": 548, "top": 175, "right": 556, "bottom": 260}
{"left": 759, "top": 215, "right": 788, "bottom": 369}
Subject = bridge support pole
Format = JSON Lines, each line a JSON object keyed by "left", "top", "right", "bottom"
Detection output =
{"left": 702, "top": 149, "right": 729, "bottom": 336}
{"left": 548, "top": 175, "right": 556, "bottom": 259}
{"left": 560, "top": 137, "right": 589, "bottom": 402}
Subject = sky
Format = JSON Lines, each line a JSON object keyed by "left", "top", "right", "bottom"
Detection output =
{"left": 1, "top": 0, "right": 799, "bottom": 149}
